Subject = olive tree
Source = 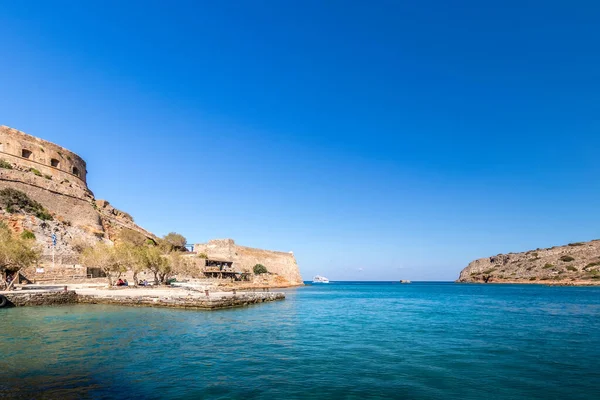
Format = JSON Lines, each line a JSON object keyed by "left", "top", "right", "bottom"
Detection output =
{"left": 136, "top": 245, "right": 169, "bottom": 285}
{"left": 253, "top": 264, "right": 268, "bottom": 275}
{"left": 165, "top": 252, "right": 200, "bottom": 281}
{"left": 161, "top": 232, "right": 187, "bottom": 252}
{"left": 114, "top": 242, "right": 145, "bottom": 284}
{"left": 80, "top": 242, "right": 124, "bottom": 286}
{"left": 0, "top": 223, "right": 40, "bottom": 289}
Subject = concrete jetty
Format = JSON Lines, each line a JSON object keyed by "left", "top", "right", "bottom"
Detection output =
{"left": 0, "top": 285, "right": 285, "bottom": 310}
{"left": 1, "top": 289, "right": 78, "bottom": 307}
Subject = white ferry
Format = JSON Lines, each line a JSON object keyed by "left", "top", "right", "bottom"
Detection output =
{"left": 312, "top": 275, "right": 330, "bottom": 284}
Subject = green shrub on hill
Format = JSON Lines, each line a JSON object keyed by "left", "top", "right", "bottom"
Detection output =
{"left": 543, "top": 264, "right": 554, "bottom": 269}
{"left": 29, "top": 168, "right": 42, "bottom": 177}
{"left": 253, "top": 264, "right": 268, "bottom": 274}
{"left": 560, "top": 256, "right": 575, "bottom": 262}
{"left": 0, "top": 160, "right": 13, "bottom": 169}
{"left": 20, "top": 230, "right": 36, "bottom": 240}
{"left": 38, "top": 210, "right": 52, "bottom": 221}
{"left": 0, "top": 188, "right": 53, "bottom": 221}
{"left": 566, "top": 265, "right": 578, "bottom": 272}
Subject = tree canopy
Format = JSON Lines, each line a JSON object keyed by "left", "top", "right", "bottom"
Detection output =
{"left": 0, "top": 222, "right": 41, "bottom": 276}
{"left": 161, "top": 232, "right": 187, "bottom": 252}
{"left": 253, "top": 264, "right": 268, "bottom": 275}
{"left": 117, "top": 228, "right": 147, "bottom": 247}
{"left": 80, "top": 242, "right": 124, "bottom": 285}
{"left": 78, "top": 230, "right": 197, "bottom": 286}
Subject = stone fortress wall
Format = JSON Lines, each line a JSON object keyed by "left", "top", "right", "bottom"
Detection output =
{"left": 0, "top": 125, "right": 87, "bottom": 188}
{"left": 194, "top": 239, "right": 303, "bottom": 285}
{"left": 0, "top": 126, "right": 156, "bottom": 282}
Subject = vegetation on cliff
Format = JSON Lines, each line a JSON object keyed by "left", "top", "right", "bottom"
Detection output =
{"left": 162, "top": 232, "right": 187, "bottom": 252}
{"left": 0, "top": 159, "right": 13, "bottom": 169}
{"left": 458, "top": 239, "right": 600, "bottom": 284}
{"left": 0, "top": 188, "right": 53, "bottom": 221}
{"left": 253, "top": 264, "right": 268, "bottom": 274}
{"left": 117, "top": 228, "right": 148, "bottom": 247}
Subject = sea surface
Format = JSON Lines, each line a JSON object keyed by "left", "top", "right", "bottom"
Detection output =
{"left": 1, "top": 282, "right": 599, "bottom": 399}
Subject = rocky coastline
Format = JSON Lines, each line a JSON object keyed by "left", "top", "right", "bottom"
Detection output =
{"left": 457, "top": 239, "right": 600, "bottom": 285}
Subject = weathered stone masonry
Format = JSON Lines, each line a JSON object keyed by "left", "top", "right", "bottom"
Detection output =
{"left": 194, "top": 239, "right": 303, "bottom": 285}
{"left": 0, "top": 125, "right": 88, "bottom": 187}
{"left": 0, "top": 126, "right": 156, "bottom": 282}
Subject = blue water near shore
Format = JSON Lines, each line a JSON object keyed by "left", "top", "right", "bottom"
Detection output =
{"left": 1, "top": 282, "right": 600, "bottom": 399}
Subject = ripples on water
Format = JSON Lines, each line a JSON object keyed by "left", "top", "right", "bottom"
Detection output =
{"left": 1, "top": 282, "right": 599, "bottom": 399}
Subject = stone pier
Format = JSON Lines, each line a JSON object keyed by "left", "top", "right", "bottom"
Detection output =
{"left": 77, "top": 291, "right": 285, "bottom": 310}
{"left": 1, "top": 290, "right": 78, "bottom": 307}
{"left": 0, "top": 287, "right": 285, "bottom": 310}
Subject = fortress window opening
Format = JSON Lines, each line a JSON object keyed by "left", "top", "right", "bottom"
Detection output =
{"left": 22, "top": 149, "right": 32, "bottom": 159}
{"left": 51, "top": 158, "right": 60, "bottom": 168}
{"left": 72, "top": 166, "right": 80, "bottom": 176}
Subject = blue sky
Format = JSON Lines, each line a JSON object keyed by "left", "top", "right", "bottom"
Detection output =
{"left": 1, "top": 1, "right": 599, "bottom": 281}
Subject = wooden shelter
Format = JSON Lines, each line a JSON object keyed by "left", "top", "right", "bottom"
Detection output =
{"left": 202, "top": 258, "right": 251, "bottom": 281}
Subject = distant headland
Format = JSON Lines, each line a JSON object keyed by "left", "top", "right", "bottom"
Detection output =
{"left": 457, "top": 239, "right": 600, "bottom": 286}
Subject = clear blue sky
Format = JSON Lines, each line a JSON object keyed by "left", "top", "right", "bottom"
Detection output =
{"left": 1, "top": 1, "right": 599, "bottom": 281}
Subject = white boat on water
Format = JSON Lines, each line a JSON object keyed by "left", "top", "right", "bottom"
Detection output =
{"left": 313, "top": 275, "right": 330, "bottom": 283}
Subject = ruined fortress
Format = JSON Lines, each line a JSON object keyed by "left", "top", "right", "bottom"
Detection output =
{"left": 194, "top": 239, "right": 303, "bottom": 286}
{"left": 0, "top": 126, "right": 303, "bottom": 285}
{"left": 0, "top": 125, "right": 88, "bottom": 187}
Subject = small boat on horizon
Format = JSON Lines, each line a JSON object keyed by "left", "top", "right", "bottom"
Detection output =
{"left": 313, "top": 275, "right": 330, "bottom": 283}
{"left": 400, "top": 280, "right": 411, "bottom": 284}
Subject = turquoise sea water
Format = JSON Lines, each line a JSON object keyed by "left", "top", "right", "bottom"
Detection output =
{"left": 1, "top": 282, "right": 599, "bottom": 399}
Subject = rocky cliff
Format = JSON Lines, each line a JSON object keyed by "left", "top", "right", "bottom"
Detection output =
{"left": 457, "top": 239, "right": 600, "bottom": 285}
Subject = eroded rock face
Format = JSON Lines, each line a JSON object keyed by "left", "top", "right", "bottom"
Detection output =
{"left": 457, "top": 240, "right": 600, "bottom": 284}
{"left": 194, "top": 239, "right": 304, "bottom": 286}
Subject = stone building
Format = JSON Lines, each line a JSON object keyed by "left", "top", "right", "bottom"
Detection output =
{"left": 194, "top": 239, "right": 303, "bottom": 286}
